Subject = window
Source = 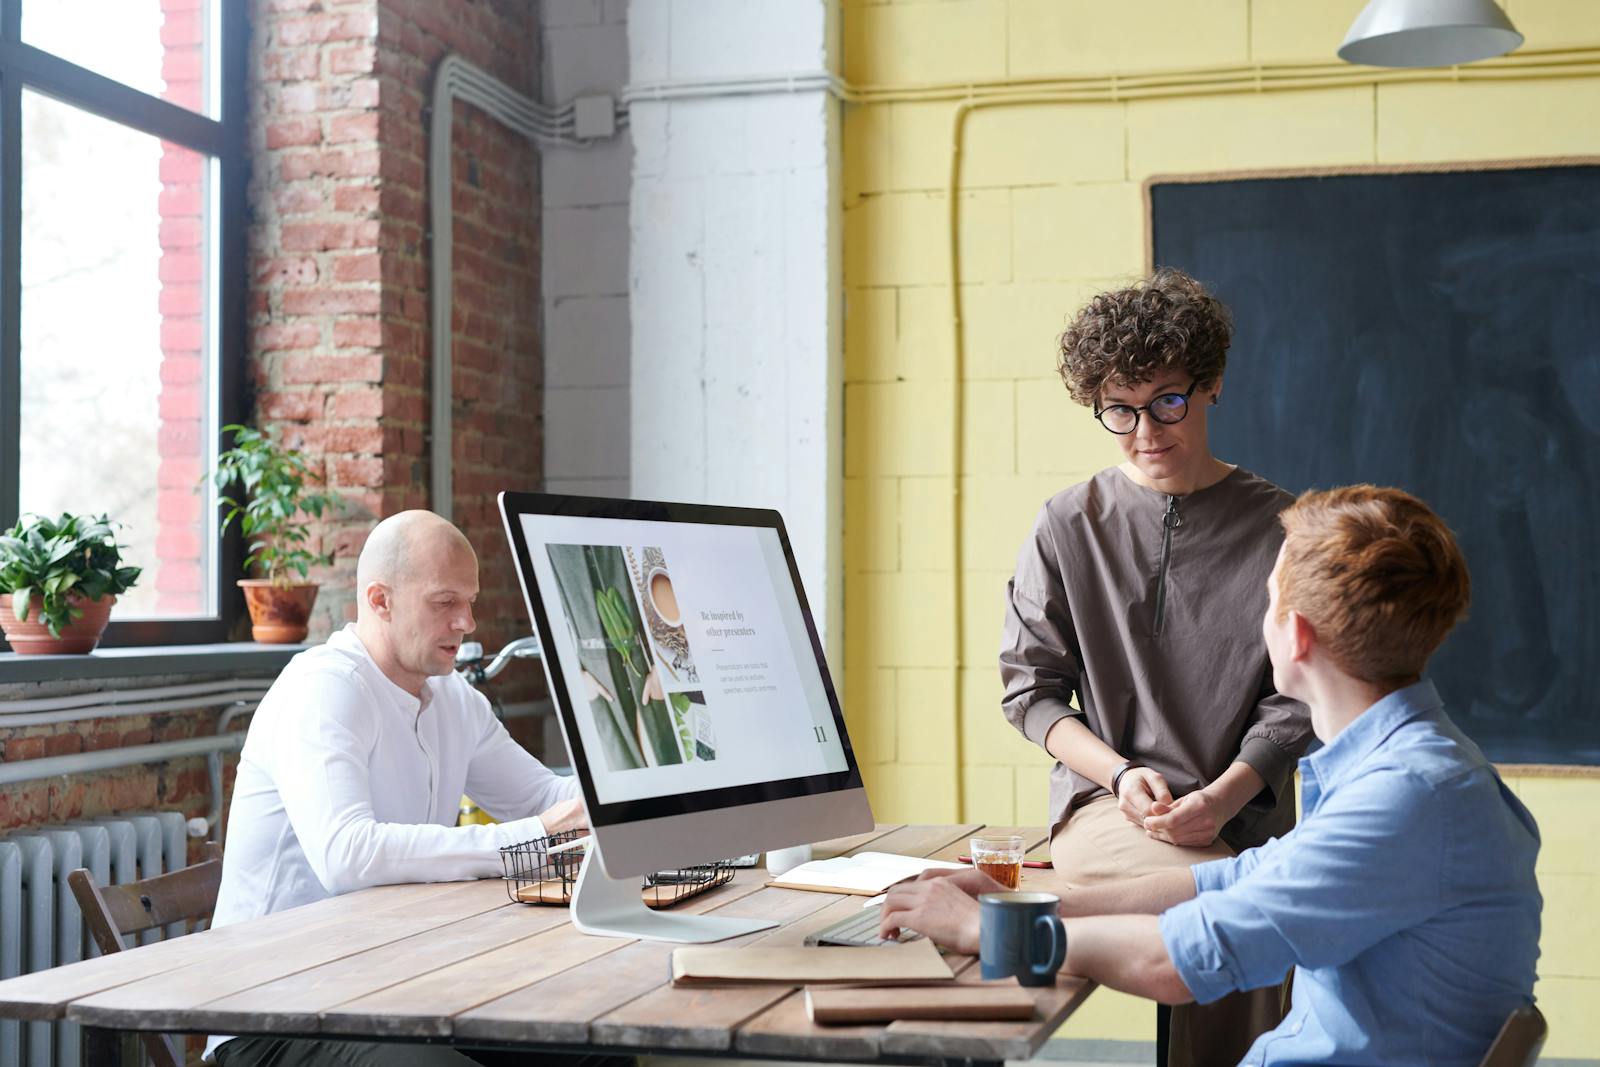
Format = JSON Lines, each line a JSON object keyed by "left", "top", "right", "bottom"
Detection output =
{"left": 1, "top": 1, "right": 246, "bottom": 644}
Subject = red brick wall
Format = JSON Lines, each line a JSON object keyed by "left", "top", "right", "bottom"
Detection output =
{"left": 155, "top": 0, "right": 207, "bottom": 614}
{"left": 374, "top": 0, "right": 545, "bottom": 669}
{"left": 248, "top": 0, "right": 390, "bottom": 638}
{"left": 1, "top": 0, "right": 549, "bottom": 840}
{"left": 249, "top": 0, "right": 544, "bottom": 660}
{"left": 0, "top": 699, "right": 244, "bottom": 844}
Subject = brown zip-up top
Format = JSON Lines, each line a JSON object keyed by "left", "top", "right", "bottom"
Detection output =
{"left": 1000, "top": 466, "right": 1312, "bottom": 849}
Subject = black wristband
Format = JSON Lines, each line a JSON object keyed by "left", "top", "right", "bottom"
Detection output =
{"left": 1110, "top": 760, "right": 1145, "bottom": 800}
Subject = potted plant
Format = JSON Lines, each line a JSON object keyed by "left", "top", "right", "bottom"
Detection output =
{"left": 0, "top": 513, "right": 142, "bottom": 655}
{"left": 213, "top": 424, "right": 336, "bottom": 644}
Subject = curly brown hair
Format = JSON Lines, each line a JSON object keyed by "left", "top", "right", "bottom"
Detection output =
{"left": 1056, "top": 268, "right": 1233, "bottom": 408}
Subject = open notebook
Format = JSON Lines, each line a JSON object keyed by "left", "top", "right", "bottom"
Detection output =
{"left": 767, "top": 852, "right": 965, "bottom": 896}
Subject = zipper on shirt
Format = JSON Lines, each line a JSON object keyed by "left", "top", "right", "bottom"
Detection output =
{"left": 1154, "top": 494, "right": 1182, "bottom": 636}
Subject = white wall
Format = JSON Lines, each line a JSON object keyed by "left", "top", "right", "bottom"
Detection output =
{"left": 625, "top": 0, "right": 843, "bottom": 657}
{"left": 541, "top": 0, "right": 633, "bottom": 498}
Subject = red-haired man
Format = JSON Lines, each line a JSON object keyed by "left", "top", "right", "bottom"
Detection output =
{"left": 888, "top": 486, "right": 1541, "bottom": 1067}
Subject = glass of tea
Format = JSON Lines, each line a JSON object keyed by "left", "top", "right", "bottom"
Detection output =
{"left": 970, "top": 834, "right": 1026, "bottom": 889}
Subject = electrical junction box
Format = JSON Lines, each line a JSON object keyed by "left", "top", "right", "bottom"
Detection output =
{"left": 574, "top": 94, "right": 616, "bottom": 140}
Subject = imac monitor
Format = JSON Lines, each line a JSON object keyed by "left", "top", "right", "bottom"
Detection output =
{"left": 499, "top": 492, "right": 874, "bottom": 941}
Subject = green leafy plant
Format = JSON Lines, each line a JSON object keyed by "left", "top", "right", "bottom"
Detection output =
{"left": 589, "top": 568, "right": 678, "bottom": 766}
{"left": 669, "top": 691, "right": 697, "bottom": 762}
{"left": 212, "top": 424, "right": 337, "bottom": 587}
{"left": 0, "top": 513, "right": 141, "bottom": 637}
{"left": 596, "top": 586, "right": 644, "bottom": 671}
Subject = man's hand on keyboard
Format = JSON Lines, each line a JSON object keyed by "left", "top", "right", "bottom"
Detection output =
{"left": 879, "top": 867, "right": 1006, "bottom": 956}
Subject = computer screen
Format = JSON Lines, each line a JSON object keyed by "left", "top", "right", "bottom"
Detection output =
{"left": 500, "top": 492, "right": 872, "bottom": 881}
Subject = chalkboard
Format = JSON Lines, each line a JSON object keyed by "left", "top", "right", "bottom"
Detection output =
{"left": 1149, "top": 162, "right": 1600, "bottom": 766}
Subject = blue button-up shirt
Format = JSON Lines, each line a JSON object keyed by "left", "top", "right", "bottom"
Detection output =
{"left": 1159, "top": 680, "right": 1541, "bottom": 1066}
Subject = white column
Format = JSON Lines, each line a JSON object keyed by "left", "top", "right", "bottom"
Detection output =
{"left": 627, "top": 0, "right": 842, "bottom": 659}
{"left": 542, "top": 0, "right": 633, "bottom": 498}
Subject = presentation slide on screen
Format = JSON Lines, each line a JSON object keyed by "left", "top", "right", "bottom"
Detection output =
{"left": 519, "top": 514, "right": 849, "bottom": 805}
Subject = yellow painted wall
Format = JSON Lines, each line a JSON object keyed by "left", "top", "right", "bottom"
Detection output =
{"left": 839, "top": 0, "right": 1600, "bottom": 1057}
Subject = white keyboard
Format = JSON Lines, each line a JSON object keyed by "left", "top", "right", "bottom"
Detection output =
{"left": 804, "top": 903, "right": 924, "bottom": 947}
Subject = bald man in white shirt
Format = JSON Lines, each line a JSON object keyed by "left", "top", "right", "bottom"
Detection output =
{"left": 207, "top": 511, "right": 585, "bottom": 1067}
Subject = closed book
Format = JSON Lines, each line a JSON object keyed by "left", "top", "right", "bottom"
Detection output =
{"left": 805, "top": 984, "right": 1037, "bottom": 1024}
{"left": 670, "top": 937, "right": 954, "bottom": 987}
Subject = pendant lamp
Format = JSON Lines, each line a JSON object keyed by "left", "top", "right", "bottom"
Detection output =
{"left": 1338, "top": 0, "right": 1523, "bottom": 67}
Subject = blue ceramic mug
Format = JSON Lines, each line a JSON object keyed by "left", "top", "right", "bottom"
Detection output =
{"left": 978, "top": 891, "right": 1066, "bottom": 986}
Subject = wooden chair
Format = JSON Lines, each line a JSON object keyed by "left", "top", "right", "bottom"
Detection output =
{"left": 1478, "top": 1005, "right": 1548, "bottom": 1067}
{"left": 67, "top": 841, "right": 225, "bottom": 1067}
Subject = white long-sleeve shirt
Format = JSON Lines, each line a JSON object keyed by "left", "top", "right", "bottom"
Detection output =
{"left": 206, "top": 625, "right": 576, "bottom": 1059}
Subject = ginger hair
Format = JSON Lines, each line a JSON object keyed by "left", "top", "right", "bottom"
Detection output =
{"left": 1277, "top": 485, "right": 1471, "bottom": 686}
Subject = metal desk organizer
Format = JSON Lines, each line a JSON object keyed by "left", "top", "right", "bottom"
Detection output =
{"left": 501, "top": 830, "right": 734, "bottom": 908}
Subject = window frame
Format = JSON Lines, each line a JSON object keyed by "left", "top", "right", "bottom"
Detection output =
{"left": 0, "top": 0, "right": 248, "bottom": 646}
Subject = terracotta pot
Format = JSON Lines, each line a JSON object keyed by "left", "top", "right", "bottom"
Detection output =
{"left": 238, "top": 580, "right": 319, "bottom": 644}
{"left": 0, "top": 592, "right": 117, "bottom": 655}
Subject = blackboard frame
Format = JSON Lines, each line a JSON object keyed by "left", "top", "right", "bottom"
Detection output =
{"left": 1142, "top": 158, "right": 1600, "bottom": 779}
{"left": 1142, "top": 155, "right": 1600, "bottom": 277}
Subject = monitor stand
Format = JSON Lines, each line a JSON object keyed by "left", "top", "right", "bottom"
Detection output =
{"left": 569, "top": 840, "right": 778, "bottom": 943}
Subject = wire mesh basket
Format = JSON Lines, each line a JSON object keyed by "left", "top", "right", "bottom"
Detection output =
{"left": 500, "top": 831, "right": 735, "bottom": 909}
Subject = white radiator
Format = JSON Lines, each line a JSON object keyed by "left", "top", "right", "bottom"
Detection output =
{"left": 0, "top": 811, "right": 188, "bottom": 1067}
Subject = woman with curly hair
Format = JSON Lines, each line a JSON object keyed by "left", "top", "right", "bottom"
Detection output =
{"left": 1000, "top": 268, "right": 1311, "bottom": 1066}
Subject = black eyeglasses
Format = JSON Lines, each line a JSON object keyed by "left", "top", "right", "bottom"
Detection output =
{"left": 1094, "top": 381, "right": 1200, "bottom": 435}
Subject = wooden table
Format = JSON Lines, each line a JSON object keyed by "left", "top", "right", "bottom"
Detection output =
{"left": 0, "top": 824, "right": 1092, "bottom": 1067}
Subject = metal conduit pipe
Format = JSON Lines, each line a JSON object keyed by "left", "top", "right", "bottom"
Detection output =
{"left": 612, "top": 47, "right": 1600, "bottom": 108}
{"left": 426, "top": 54, "right": 853, "bottom": 515}
{"left": 620, "top": 71, "right": 844, "bottom": 103}
{"left": 0, "top": 678, "right": 272, "bottom": 714}
{"left": 0, "top": 733, "right": 246, "bottom": 787}
{"left": 428, "top": 55, "right": 622, "bottom": 517}
{"left": 0, "top": 690, "right": 269, "bottom": 729}
{"left": 2, "top": 680, "right": 270, "bottom": 843}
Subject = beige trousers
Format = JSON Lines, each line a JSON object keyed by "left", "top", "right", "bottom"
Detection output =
{"left": 1051, "top": 795, "right": 1288, "bottom": 1067}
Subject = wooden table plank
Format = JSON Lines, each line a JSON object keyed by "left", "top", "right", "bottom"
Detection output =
{"left": 734, "top": 957, "right": 981, "bottom": 1061}
{"left": 758, "top": 894, "right": 876, "bottom": 947}
{"left": 6, "top": 825, "right": 1097, "bottom": 1065}
{"left": 192, "top": 898, "right": 574, "bottom": 1034}
{"left": 812, "top": 824, "right": 901, "bottom": 860}
{"left": 318, "top": 870, "right": 776, "bottom": 1040}
{"left": 859, "top": 825, "right": 983, "bottom": 860}
{"left": 326, "top": 919, "right": 629, "bottom": 1039}
{"left": 454, "top": 939, "right": 676, "bottom": 1047}
{"left": 454, "top": 830, "right": 968, "bottom": 1049}
{"left": 586, "top": 830, "right": 975, "bottom": 1054}
{"left": 68, "top": 880, "right": 512, "bottom": 1030}
{"left": 729, "top": 894, "right": 922, "bottom": 1062}
{"left": 728, "top": 829, "right": 1011, "bottom": 1061}
{"left": 880, "top": 971, "right": 1094, "bottom": 1062}
{"left": 734, "top": 988, "right": 883, "bottom": 1061}
{"left": 457, "top": 883, "right": 843, "bottom": 1047}
{"left": 586, "top": 888, "right": 846, "bottom": 1052}
{"left": 1, "top": 880, "right": 477, "bottom": 1022}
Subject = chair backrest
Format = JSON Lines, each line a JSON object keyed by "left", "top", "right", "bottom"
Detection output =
{"left": 1478, "top": 1005, "right": 1548, "bottom": 1067}
{"left": 67, "top": 841, "right": 224, "bottom": 1067}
